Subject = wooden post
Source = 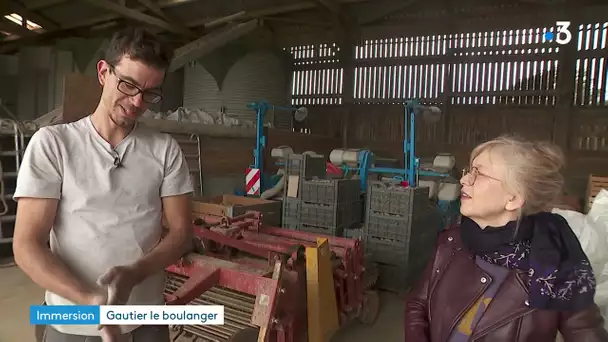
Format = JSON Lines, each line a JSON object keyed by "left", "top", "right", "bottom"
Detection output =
{"left": 338, "top": 23, "right": 356, "bottom": 149}
{"left": 553, "top": 1, "right": 579, "bottom": 150}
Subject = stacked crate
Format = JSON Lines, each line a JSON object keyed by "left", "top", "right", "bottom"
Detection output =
{"left": 364, "top": 181, "right": 439, "bottom": 292}
{"left": 281, "top": 154, "right": 326, "bottom": 230}
{"left": 299, "top": 179, "right": 362, "bottom": 237}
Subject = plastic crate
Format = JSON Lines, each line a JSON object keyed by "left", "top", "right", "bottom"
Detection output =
{"left": 364, "top": 236, "right": 409, "bottom": 266}
{"left": 300, "top": 224, "right": 343, "bottom": 237}
{"left": 301, "top": 179, "right": 360, "bottom": 205}
{"left": 367, "top": 181, "right": 430, "bottom": 216}
{"left": 366, "top": 213, "right": 410, "bottom": 241}
{"left": 282, "top": 218, "right": 300, "bottom": 230}
{"left": 281, "top": 197, "right": 301, "bottom": 229}
{"left": 301, "top": 201, "right": 361, "bottom": 229}
{"left": 285, "top": 154, "right": 326, "bottom": 179}
{"left": 365, "top": 204, "right": 439, "bottom": 241}
{"left": 282, "top": 197, "right": 301, "bottom": 218}
{"left": 343, "top": 227, "right": 364, "bottom": 240}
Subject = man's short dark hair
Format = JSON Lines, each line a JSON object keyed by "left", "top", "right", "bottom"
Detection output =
{"left": 104, "top": 27, "right": 173, "bottom": 70}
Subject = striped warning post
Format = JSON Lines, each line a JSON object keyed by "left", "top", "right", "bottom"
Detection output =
{"left": 246, "top": 168, "right": 261, "bottom": 196}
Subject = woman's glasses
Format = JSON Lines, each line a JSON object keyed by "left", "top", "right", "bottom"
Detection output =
{"left": 461, "top": 166, "right": 502, "bottom": 186}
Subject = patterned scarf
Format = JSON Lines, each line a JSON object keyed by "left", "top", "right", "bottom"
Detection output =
{"left": 460, "top": 212, "right": 596, "bottom": 311}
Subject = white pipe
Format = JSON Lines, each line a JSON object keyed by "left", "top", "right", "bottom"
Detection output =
{"left": 260, "top": 169, "right": 286, "bottom": 200}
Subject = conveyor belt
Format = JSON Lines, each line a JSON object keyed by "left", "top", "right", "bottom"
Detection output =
{"left": 165, "top": 273, "right": 259, "bottom": 342}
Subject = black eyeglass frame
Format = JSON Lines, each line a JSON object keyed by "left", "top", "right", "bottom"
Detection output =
{"left": 107, "top": 63, "right": 163, "bottom": 104}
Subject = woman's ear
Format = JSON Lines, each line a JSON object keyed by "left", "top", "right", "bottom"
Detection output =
{"left": 505, "top": 194, "right": 525, "bottom": 212}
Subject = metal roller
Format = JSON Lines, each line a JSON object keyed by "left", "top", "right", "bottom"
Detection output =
{"left": 165, "top": 274, "right": 260, "bottom": 342}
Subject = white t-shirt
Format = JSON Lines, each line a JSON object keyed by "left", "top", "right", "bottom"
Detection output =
{"left": 13, "top": 115, "right": 194, "bottom": 336}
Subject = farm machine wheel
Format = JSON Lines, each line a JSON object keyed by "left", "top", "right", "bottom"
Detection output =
{"left": 358, "top": 290, "right": 380, "bottom": 325}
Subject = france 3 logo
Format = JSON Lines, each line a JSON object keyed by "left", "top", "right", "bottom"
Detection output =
{"left": 544, "top": 21, "right": 573, "bottom": 45}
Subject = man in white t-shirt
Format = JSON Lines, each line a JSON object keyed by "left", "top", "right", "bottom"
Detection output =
{"left": 12, "top": 27, "right": 194, "bottom": 342}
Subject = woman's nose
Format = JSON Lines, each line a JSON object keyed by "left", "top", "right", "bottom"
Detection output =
{"left": 460, "top": 172, "right": 471, "bottom": 186}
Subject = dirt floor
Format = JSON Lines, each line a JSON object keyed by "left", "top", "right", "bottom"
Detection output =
{"left": 0, "top": 258, "right": 405, "bottom": 342}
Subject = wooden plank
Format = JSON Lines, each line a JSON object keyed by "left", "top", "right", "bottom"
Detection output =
{"left": 62, "top": 73, "right": 101, "bottom": 123}
{"left": 191, "top": 194, "right": 282, "bottom": 226}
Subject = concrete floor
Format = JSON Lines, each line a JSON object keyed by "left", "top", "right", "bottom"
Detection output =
{"left": 0, "top": 259, "right": 404, "bottom": 342}
{"left": 0, "top": 259, "right": 44, "bottom": 342}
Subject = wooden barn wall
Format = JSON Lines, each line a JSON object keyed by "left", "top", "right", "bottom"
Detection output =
{"left": 285, "top": 4, "right": 608, "bottom": 199}
{"left": 197, "top": 128, "right": 342, "bottom": 177}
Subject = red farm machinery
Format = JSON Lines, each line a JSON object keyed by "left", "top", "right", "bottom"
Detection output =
{"left": 164, "top": 210, "right": 379, "bottom": 342}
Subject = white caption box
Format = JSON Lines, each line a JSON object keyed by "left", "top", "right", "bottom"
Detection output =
{"left": 99, "top": 305, "right": 225, "bottom": 325}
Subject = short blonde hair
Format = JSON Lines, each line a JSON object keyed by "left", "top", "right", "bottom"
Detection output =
{"left": 470, "top": 134, "right": 565, "bottom": 215}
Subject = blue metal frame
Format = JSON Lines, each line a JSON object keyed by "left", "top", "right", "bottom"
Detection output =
{"left": 339, "top": 99, "right": 450, "bottom": 192}
{"left": 246, "top": 100, "right": 302, "bottom": 195}
{"left": 247, "top": 101, "right": 270, "bottom": 172}
{"left": 249, "top": 99, "right": 450, "bottom": 194}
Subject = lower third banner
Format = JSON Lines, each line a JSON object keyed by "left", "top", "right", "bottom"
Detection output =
{"left": 30, "top": 305, "right": 225, "bottom": 325}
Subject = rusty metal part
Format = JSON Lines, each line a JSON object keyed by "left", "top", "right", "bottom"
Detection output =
{"left": 165, "top": 209, "right": 370, "bottom": 342}
{"left": 166, "top": 255, "right": 287, "bottom": 341}
{"left": 165, "top": 274, "right": 262, "bottom": 342}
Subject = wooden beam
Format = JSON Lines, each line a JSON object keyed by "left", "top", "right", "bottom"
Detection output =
{"left": 316, "top": 0, "right": 342, "bottom": 14}
{"left": 203, "top": 11, "right": 247, "bottom": 29}
{"left": 186, "top": 0, "right": 369, "bottom": 28}
{"left": 0, "top": 18, "right": 35, "bottom": 37}
{"left": 0, "top": 1, "right": 61, "bottom": 30}
{"left": 0, "top": 21, "right": 119, "bottom": 54}
{"left": 358, "top": 0, "right": 420, "bottom": 25}
{"left": 81, "top": 0, "right": 194, "bottom": 37}
{"left": 137, "top": 0, "right": 167, "bottom": 19}
{"left": 169, "top": 20, "right": 259, "bottom": 72}
{"left": 136, "top": 0, "right": 196, "bottom": 36}
{"left": 516, "top": 0, "right": 565, "bottom": 4}
{"left": 26, "top": 0, "right": 68, "bottom": 11}
{"left": 316, "top": 0, "right": 356, "bottom": 28}
{"left": 0, "top": 0, "right": 368, "bottom": 51}
{"left": 259, "top": 16, "right": 333, "bottom": 27}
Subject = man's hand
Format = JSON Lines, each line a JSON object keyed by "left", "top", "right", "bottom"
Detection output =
{"left": 95, "top": 267, "right": 140, "bottom": 342}
{"left": 78, "top": 288, "right": 124, "bottom": 342}
{"left": 97, "top": 265, "right": 141, "bottom": 305}
{"left": 99, "top": 324, "right": 124, "bottom": 342}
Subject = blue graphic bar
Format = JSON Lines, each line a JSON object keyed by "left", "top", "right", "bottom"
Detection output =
{"left": 30, "top": 305, "right": 100, "bottom": 325}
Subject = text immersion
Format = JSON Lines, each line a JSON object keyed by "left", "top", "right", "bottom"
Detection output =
{"left": 30, "top": 305, "right": 225, "bottom": 325}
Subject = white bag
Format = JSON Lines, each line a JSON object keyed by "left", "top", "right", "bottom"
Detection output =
{"left": 553, "top": 189, "right": 608, "bottom": 333}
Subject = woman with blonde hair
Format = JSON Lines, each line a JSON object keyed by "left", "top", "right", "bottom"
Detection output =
{"left": 404, "top": 135, "right": 608, "bottom": 342}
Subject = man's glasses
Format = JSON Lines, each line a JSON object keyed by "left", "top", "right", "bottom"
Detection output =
{"left": 108, "top": 63, "right": 163, "bottom": 104}
{"left": 461, "top": 166, "right": 502, "bottom": 186}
